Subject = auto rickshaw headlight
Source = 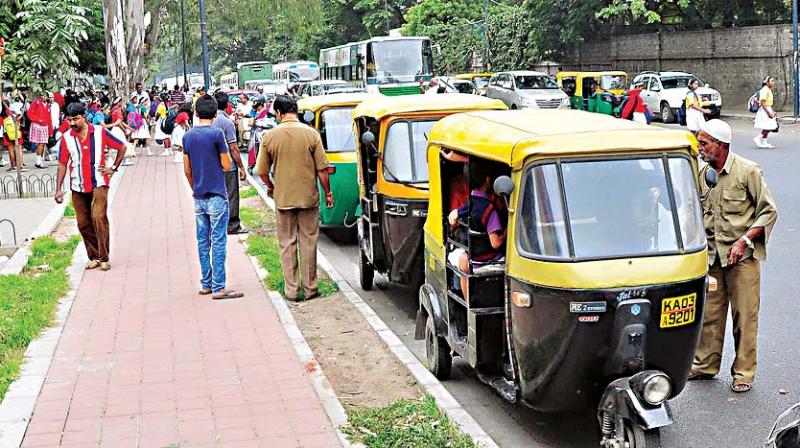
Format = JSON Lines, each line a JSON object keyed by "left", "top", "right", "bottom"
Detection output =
{"left": 639, "top": 373, "right": 672, "bottom": 405}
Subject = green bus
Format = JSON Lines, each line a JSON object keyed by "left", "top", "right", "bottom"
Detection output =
{"left": 237, "top": 61, "right": 272, "bottom": 89}
{"left": 319, "top": 36, "right": 433, "bottom": 96}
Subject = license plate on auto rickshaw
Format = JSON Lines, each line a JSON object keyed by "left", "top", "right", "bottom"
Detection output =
{"left": 660, "top": 293, "right": 697, "bottom": 328}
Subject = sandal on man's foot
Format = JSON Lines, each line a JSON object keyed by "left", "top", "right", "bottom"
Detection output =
{"left": 198, "top": 288, "right": 212, "bottom": 295}
{"left": 212, "top": 290, "right": 244, "bottom": 300}
{"left": 687, "top": 370, "right": 715, "bottom": 381}
{"left": 731, "top": 381, "right": 752, "bottom": 393}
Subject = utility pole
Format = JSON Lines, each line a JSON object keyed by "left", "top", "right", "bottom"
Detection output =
{"left": 180, "top": 0, "right": 188, "bottom": 89}
{"left": 198, "top": 0, "right": 210, "bottom": 91}
{"left": 793, "top": 0, "right": 798, "bottom": 118}
{"left": 483, "top": 0, "right": 490, "bottom": 71}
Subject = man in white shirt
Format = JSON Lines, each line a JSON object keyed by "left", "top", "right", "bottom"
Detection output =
{"left": 235, "top": 95, "right": 253, "bottom": 144}
{"left": 129, "top": 82, "right": 149, "bottom": 104}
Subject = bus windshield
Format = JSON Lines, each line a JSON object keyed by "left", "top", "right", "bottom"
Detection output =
{"left": 383, "top": 119, "right": 437, "bottom": 183}
{"left": 368, "top": 39, "right": 433, "bottom": 85}
{"left": 517, "top": 156, "right": 704, "bottom": 260}
{"left": 290, "top": 64, "right": 319, "bottom": 82}
{"left": 320, "top": 107, "right": 356, "bottom": 153}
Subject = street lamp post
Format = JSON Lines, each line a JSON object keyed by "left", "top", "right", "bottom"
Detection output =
{"left": 198, "top": 0, "right": 210, "bottom": 91}
{"left": 793, "top": 0, "right": 798, "bottom": 118}
{"left": 180, "top": 0, "right": 188, "bottom": 89}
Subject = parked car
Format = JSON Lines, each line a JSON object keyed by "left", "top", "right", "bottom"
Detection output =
{"left": 486, "top": 70, "right": 570, "bottom": 109}
{"left": 631, "top": 71, "right": 722, "bottom": 122}
{"left": 298, "top": 80, "right": 362, "bottom": 97}
{"left": 435, "top": 77, "right": 479, "bottom": 95}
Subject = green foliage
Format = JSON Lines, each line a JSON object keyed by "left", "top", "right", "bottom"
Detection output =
{"left": 63, "top": 204, "right": 75, "bottom": 217}
{"left": 0, "top": 236, "right": 79, "bottom": 399}
{"left": 2, "top": 0, "right": 91, "bottom": 93}
{"left": 239, "top": 187, "right": 258, "bottom": 199}
{"left": 75, "top": 0, "right": 106, "bottom": 75}
{"left": 403, "top": 0, "right": 483, "bottom": 73}
{"left": 343, "top": 395, "right": 477, "bottom": 448}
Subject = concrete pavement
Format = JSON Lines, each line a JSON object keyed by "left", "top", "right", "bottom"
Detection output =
{"left": 19, "top": 155, "right": 341, "bottom": 447}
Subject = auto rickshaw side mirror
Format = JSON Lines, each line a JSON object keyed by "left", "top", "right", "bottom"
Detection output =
{"left": 704, "top": 168, "right": 718, "bottom": 189}
{"left": 361, "top": 131, "right": 376, "bottom": 146}
{"left": 301, "top": 110, "right": 315, "bottom": 124}
{"left": 494, "top": 175, "right": 514, "bottom": 197}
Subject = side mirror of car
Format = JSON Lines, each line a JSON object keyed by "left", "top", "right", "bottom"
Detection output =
{"left": 704, "top": 168, "right": 718, "bottom": 189}
{"left": 704, "top": 83, "right": 711, "bottom": 88}
{"left": 494, "top": 175, "right": 514, "bottom": 197}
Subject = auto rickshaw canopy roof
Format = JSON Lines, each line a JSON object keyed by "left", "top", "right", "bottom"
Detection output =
{"left": 353, "top": 93, "right": 507, "bottom": 121}
{"left": 556, "top": 70, "right": 628, "bottom": 80}
{"left": 455, "top": 72, "right": 493, "bottom": 80}
{"left": 427, "top": 109, "right": 697, "bottom": 170}
{"left": 297, "top": 93, "right": 371, "bottom": 112}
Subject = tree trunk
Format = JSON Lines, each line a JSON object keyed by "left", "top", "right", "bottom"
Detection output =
{"left": 124, "top": 0, "right": 146, "bottom": 91}
{"left": 102, "top": 0, "right": 129, "bottom": 100}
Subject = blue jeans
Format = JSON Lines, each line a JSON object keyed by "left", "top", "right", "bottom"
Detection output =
{"left": 194, "top": 195, "right": 230, "bottom": 293}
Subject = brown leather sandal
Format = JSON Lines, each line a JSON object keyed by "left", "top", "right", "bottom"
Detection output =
{"left": 687, "top": 370, "right": 715, "bottom": 381}
{"left": 731, "top": 381, "right": 752, "bottom": 393}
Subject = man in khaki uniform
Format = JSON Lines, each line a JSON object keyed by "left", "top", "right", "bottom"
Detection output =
{"left": 254, "top": 95, "right": 334, "bottom": 300}
{"left": 690, "top": 119, "right": 777, "bottom": 393}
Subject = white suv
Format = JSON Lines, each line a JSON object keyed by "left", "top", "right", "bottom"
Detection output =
{"left": 487, "top": 71, "right": 570, "bottom": 109}
{"left": 631, "top": 71, "right": 722, "bottom": 122}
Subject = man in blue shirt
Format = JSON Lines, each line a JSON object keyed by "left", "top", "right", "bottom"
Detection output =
{"left": 212, "top": 91, "right": 247, "bottom": 235}
{"left": 182, "top": 94, "right": 244, "bottom": 300}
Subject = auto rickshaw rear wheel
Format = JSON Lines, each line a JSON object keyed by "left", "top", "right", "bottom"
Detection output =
{"left": 359, "top": 248, "right": 374, "bottom": 291}
{"left": 624, "top": 423, "right": 661, "bottom": 448}
{"left": 425, "top": 316, "right": 451, "bottom": 380}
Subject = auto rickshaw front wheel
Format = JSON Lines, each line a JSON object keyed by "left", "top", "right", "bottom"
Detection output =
{"left": 425, "top": 315, "right": 452, "bottom": 380}
{"left": 359, "top": 249, "right": 374, "bottom": 291}
{"left": 624, "top": 423, "right": 662, "bottom": 448}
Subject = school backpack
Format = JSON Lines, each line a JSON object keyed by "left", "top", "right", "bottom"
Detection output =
{"left": 160, "top": 109, "right": 177, "bottom": 134}
{"left": 677, "top": 103, "right": 687, "bottom": 126}
{"left": 129, "top": 111, "right": 144, "bottom": 130}
{"left": 3, "top": 116, "right": 17, "bottom": 140}
{"left": 747, "top": 90, "right": 760, "bottom": 113}
{"left": 149, "top": 100, "right": 159, "bottom": 117}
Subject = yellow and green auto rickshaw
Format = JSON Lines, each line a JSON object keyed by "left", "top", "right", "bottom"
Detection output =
{"left": 416, "top": 109, "right": 712, "bottom": 447}
{"left": 455, "top": 73, "right": 493, "bottom": 96}
{"left": 298, "top": 93, "right": 369, "bottom": 232}
{"left": 353, "top": 94, "right": 507, "bottom": 291}
{"left": 556, "top": 71, "right": 628, "bottom": 116}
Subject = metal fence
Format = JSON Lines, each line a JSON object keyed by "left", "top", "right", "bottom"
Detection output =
{"left": 0, "top": 219, "right": 18, "bottom": 248}
{"left": 0, "top": 174, "right": 58, "bottom": 199}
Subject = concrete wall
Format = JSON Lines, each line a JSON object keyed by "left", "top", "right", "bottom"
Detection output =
{"left": 560, "top": 24, "right": 796, "bottom": 112}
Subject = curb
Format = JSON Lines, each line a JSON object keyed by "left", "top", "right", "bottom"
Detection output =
{"left": 0, "top": 196, "right": 68, "bottom": 276}
{"left": 238, "top": 235, "right": 361, "bottom": 448}
{"left": 0, "top": 165, "right": 127, "bottom": 447}
{"left": 245, "top": 173, "right": 499, "bottom": 448}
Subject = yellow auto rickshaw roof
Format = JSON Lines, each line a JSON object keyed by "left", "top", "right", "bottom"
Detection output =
{"left": 298, "top": 93, "right": 370, "bottom": 112}
{"left": 353, "top": 93, "right": 507, "bottom": 120}
{"left": 455, "top": 73, "right": 493, "bottom": 80}
{"left": 427, "top": 110, "right": 696, "bottom": 169}
{"left": 558, "top": 71, "right": 628, "bottom": 79}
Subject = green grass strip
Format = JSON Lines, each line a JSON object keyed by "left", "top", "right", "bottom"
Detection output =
{"left": 0, "top": 235, "right": 80, "bottom": 400}
{"left": 240, "top": 204, "right": 338, "bottom": 300}
{"left": 239, "top": 187, "right": 259, "bottom": 199}
{"left": 63, "top": 204, "right": 75, "bottom": 217}
{"left": 343, "top": 395, "right": 478, "bottom": 448}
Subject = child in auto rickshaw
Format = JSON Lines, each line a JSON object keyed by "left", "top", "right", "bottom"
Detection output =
{"left": 447, "top": 162, "right": 508, "bottom": 299}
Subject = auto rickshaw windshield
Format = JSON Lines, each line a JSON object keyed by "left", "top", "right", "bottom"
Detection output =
{"left": 383, "top": 119, "right": 437, "bottom": 183}
{"left": 600, "top": 75, "right": 626, "bottom": 90}
{"left": 472, "top": 76, "right": 490, "bottom": 88}
{"left": 320, "top": 107, "right": 357, "bottom": 152}
{"left": 517, "top": 156, "right": 705, "bottom": 260}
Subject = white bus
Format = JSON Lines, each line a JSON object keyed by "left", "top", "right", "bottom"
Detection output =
{"left": 319, "top": 36, "right": 433, "bottom": 96}
{"left": 272, "top": 61, "right": 320, "bottom": 84}
{"left": 219, "top": 73, "right": 238, "bottom": 90}
{"left": 160, "top": 73, "right": 216, "bottom": 92}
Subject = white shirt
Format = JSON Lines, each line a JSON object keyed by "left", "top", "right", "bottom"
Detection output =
{"left": 171, "top": 125, "right": 186, "bottom": 148}
{"left": 50, "top": 102, "right": 61, "bottom": 128}
{"left": 130, "top": 91, "right": 149, "bottom": 104}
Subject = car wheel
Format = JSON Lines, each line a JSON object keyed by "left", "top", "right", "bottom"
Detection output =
{"left": 511, "top": 104, "right": 518, "bottom": 110}
{"left": 660, "top": 102, "right": 674, "bottom": 123}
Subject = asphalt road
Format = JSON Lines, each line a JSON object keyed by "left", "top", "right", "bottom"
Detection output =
{"left": 315, "top": 116, "right": 800, "bottom": 448}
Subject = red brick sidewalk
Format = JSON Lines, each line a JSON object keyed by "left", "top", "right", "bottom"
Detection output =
{"left": 21, "top": 155, "right": 341, "bottom": 447}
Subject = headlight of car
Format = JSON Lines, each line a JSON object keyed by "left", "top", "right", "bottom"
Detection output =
{"left": 712, "top": 93, "right": 720, "bottom": 101}
{"left": 521, "top": 97, "right": 537, "bottom": 108}
{"left": 561, "top": 97, "right": 571, "bottom": 107}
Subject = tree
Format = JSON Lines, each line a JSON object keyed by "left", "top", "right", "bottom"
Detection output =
{"left": 103, "top": 0, "right": 129, "bottom": 96}
{"left": 2, "top": 0, "right": 91, "bottom": 93}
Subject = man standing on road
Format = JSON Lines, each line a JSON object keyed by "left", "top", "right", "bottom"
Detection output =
{"left": 54, "top": 102, "right": 127, "bottom": 271}
{"left": 182, "top": 95, "right": 244, "bottom": 300}
{"left": 170, "top": 84, "right": 186, "bottom": 105}
{"left": 690, "top": 119, "right": 778, "bottom": 393}
{"left": 254, "top": 95, "right": 334, "bottom": 301}
{"left": 212, "top": 91, "right": 248, "bottom": 235}
{"left": 130, "top": 82, "right": 149, "bottom": 105}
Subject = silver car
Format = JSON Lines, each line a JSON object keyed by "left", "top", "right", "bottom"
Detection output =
{"left": 487, "top": 70, "right": 570, "bottom": 109}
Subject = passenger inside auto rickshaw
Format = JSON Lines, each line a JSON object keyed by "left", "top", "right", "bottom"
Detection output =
{"left": 447, "top": 162, "right": 508, "bottom": 299}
